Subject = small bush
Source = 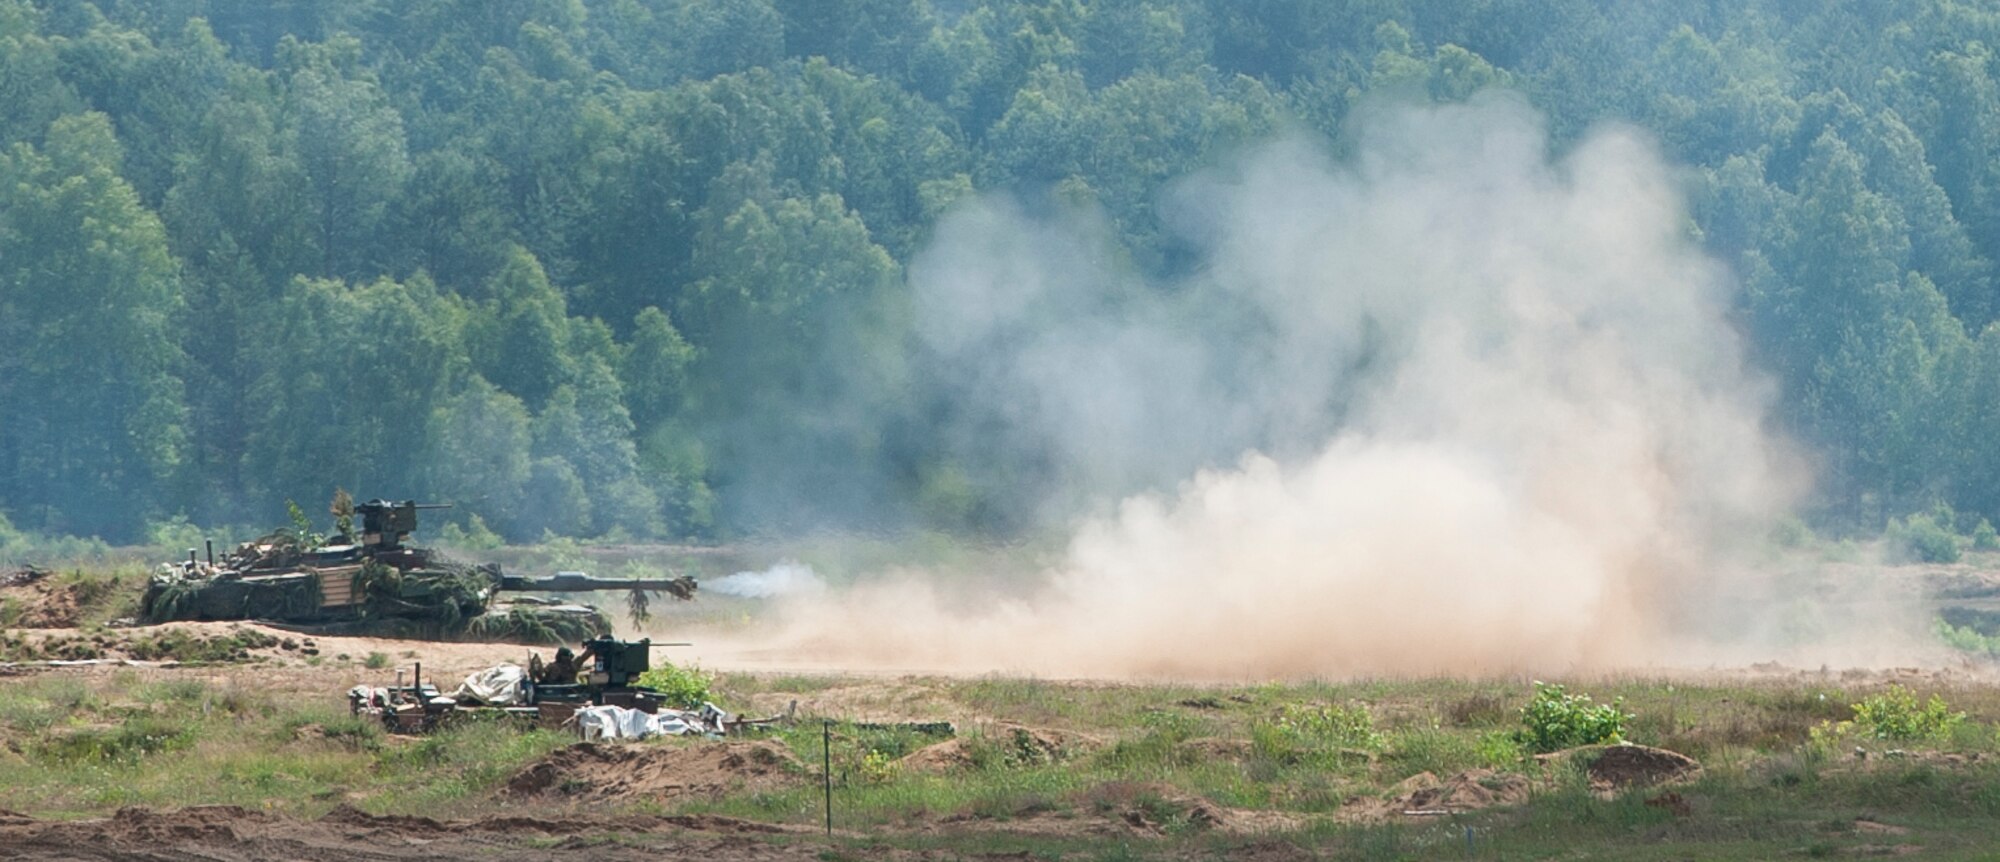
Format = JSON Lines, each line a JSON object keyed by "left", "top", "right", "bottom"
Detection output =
{"left": 1770, "top": 515, "right": 1815, "bottom": 549}
{"left": 635, "top": 662, "right": 714, "bottom": 709}
{"left": 1851, "top": 685, "right": 1965, "bottom": 743}
{"left": 1936, "top": 620, "right": 2000, "bottom": 657}
{"left": 1975, "top": 519, "right": 2000, "bottom": 552}
{"left": 1514, "top": 681, "right": 1630, "bottom": 753}
{"left": 436, "top": 515, "right": 505, "bottom": 551}
{"left": 1885, "top": 513, "right": 1961, "bottom": 564}
{"left": 363, "top": 651, "right": 391, "bottom": 669}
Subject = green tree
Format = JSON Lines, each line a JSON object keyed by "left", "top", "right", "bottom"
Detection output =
{"left": 281, "top": 35, "right": 411, "bottom": 279}
{"left": 0, "top": 113, "right": 187, "bottom": 537}
{"left": 240, "top": 276, "right": 454, "bottom": 511}
{"left": 467, "top": 246, "right": 574, "bottom": 409}
{"left": 424, "top": 376, "right": 534, "bottom": 535}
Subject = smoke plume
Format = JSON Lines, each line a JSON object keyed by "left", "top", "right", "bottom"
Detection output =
{"left": 702, "top": 94, "right": 1922, "bottom": 678}
{"left": 703, "top": 561, "right": 827, "bottom": 599}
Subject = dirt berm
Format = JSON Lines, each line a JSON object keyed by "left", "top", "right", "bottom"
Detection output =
{"left": 1538, "top": 744, "right": 1702, "bottom": 791}
{"left": 506, "top": 739, "right": 804, "bottom": 803}
{"left": 0, "top": 803, "right": 1029, "bottom": 861}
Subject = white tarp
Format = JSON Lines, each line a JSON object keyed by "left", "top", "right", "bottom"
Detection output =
{"left": 572, "top": 703, "right": 730, "bottom": 741}
{"left": 449, "top": 663, "right": 528, "bottom": 705}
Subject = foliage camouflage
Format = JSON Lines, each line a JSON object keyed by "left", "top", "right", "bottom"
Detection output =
{"left": 140, "top": 505, "right": 625, "bottom": 645}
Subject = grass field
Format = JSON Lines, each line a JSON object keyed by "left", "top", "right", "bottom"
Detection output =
{"left": 5, "top": 657, "right": 2000, "bottom": 859}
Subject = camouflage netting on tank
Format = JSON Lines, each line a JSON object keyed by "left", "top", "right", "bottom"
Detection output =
{"left": 269, "top": 604, "right": 608, "bottom": 645}
{"left": 350, "top": 559, "right": 492, "bottom": 624}
{"left": 143, "top": 571, "right": 323, "bottom": 622}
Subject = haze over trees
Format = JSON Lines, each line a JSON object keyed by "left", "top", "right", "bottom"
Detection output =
{"left": 2, "top": 0, "right": 1998, "bottom": 543}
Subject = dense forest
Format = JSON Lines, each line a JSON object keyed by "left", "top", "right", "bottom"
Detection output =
{"left": 2, "top": 0, "right": 1999, "bottom": 543}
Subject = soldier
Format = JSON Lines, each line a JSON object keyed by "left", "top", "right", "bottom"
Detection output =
{"left": 535, "top": 638, "right": 608, "bottom": 685}
{"left": 537, "top": 646, "right": 580, "bottom": 684}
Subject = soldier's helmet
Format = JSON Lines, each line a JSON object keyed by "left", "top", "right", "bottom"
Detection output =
{"left": 556, "top": 647, "right": 574, "bottom": 662}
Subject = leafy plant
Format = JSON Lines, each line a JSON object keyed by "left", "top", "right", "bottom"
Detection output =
{"left": 1975, "top": 519, "right": 2000, "bottom": 552}
{"left": 1885, "top": 512, "right": 1961, "bottom": 564}
{"left": 1851, "top": 685, "right": 1965, "bottom": 742}
{"left": 635, "top": 661, "right": 714, "bottom": 709}
{"left": 283, "top": 499, "right": 326, "bottom": 551}
{"left": 1936, "top": 620, "right": 2000, "bottom": 657}
{"left": 1514, "top": 681, "right": 1630, "bottom": 752}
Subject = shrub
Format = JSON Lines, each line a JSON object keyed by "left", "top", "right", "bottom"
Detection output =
{"left": 1885, "top": 513, "right": 1961, "bottom": 564}
{"left": 1514, "top": 681, "right": 1630, "bottom": 753}
{"left": 635, "top": 662, "right": 714, "bottom": 709}
{"left": 1975, "top": 519, "right": 2000, "bottom": 552}
{"left": 1851, "top": 685, "right": 1965, "bottom": 743}
{"left": 363, "top": 651, "right": 391, "bottom": 669}
{"left": 1936, "top": 620, "right": 2000, "bottom": 657}
{"left": 1770, "top": 515, "right": 1815, "bottom": 549}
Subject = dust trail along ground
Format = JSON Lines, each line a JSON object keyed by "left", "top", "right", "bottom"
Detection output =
{"left": 677, "top": 96, "right": 1933, "bottom": 681}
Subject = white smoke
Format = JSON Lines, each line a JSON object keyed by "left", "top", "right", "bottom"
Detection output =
{"left": 712, "top": 93, "right": 1926, "bottom": 678}
{"left": 703, "top": 561, "right": 827, "bottom": 598}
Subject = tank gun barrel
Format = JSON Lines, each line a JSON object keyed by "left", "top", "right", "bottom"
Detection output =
{"left": 499, "top": 571, "right": 699, "bottom": 599}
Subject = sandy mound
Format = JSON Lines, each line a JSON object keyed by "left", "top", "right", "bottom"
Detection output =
{"left": 1393, "top": 769, "right": 1532, "bottom": 814}
{"left": 1088, "top": 782, "right": 1303, "bottom": 835}
{"left": 899, "top": 738, "right": 975, "bottom": 772}
{"left": 1334, "top": 769, "right": 1534, "bottom": 821}
{"left": 897, "top": 724, "right": 1098, "bottom": 773}
{"left": 0, "top": 570, "right": 82, "bottom": 628}
{"left": 101, "top": 805, "right": 275, "bottom": 843}
{"left": 506, "top": 740, "right": 804, "bottom": 803}
{"left": 1570, "top": 744, "right": 1701, "bottom": 790}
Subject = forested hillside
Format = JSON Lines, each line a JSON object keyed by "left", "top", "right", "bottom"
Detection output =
{"left": 2, "top": 0, "right": 1997, "bottom": 542}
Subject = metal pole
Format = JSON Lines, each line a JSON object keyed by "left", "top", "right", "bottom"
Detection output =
{"left": 823, "top": 719, "right": 833, "bottom": 837}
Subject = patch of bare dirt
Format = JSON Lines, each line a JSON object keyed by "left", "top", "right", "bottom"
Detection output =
{"left": 505, "top": 739, "right": 804, "bottom": 803}
{"left": 923, "top": 783, "right": 1305, "bottom": 840}
{"left": 1577, "top": 744, "right": 1702, "bottom": 790}
{"left": 0, "top": 571, "right": 82, "bottom": 627}
{"left": 0, "top": 804, "right": 927, "bottom": 862}
{"left": 1333, "top": 769, "right": 1533, "bottom": 822}
{"left": 899, "top": 737, "right": 976, "bottom": 772}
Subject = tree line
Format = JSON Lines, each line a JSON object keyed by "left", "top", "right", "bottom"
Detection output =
{"left": 2, "top": 0, "right": 1999, "bottom": 542}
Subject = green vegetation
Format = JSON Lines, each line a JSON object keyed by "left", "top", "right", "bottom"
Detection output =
{"left": 0, "top": 2, "right": 1995, "bottom": 543}
{"left": 1248, "top": 702, "right": 1385, "bottom": 766}
{"left": 3, "top": 669, "right": 2000, "bottom": 856}
{"left": 1852, "top": 685, "right": 1967, "bottom": 743}
{"left": 1514, "top": 681, "right": 1631, "bottom": 753}
{"left": 1886, "top": 511, "right": 1964, "bottom": 563}
{"left": 634, "top": 661, "right": 715, "bottom": 709}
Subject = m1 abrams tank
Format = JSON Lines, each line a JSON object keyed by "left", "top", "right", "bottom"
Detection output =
{"left": 141, "top": 500, "right": 697, "bottom": 644}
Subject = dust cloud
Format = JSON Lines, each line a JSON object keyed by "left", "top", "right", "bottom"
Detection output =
{"left": 695, "top": 94, "right": 1930, "bottom": 679}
